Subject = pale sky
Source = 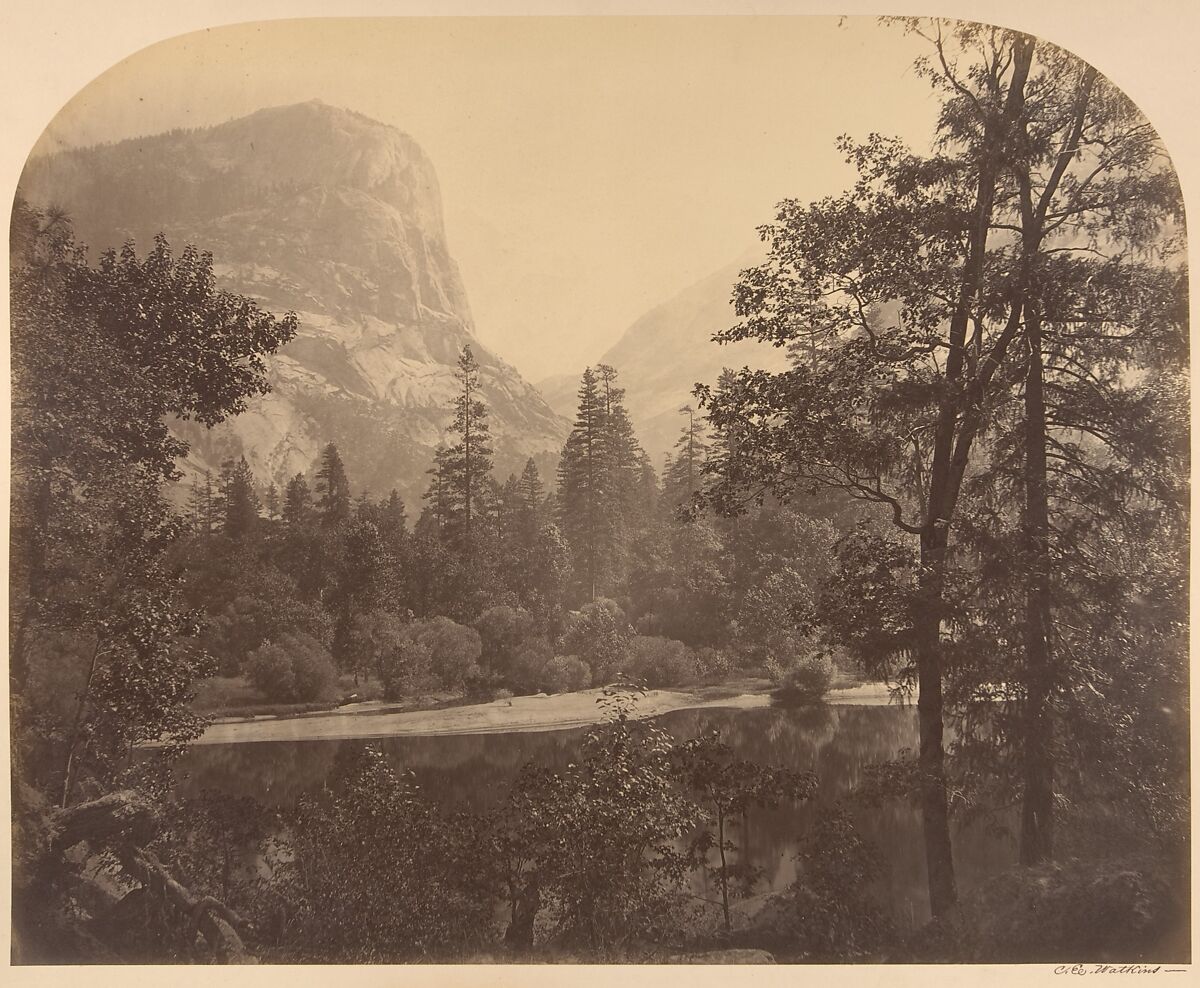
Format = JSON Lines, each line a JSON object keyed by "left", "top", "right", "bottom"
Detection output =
{"left": 31, "top": 17, "right": 940, "bottom": 381}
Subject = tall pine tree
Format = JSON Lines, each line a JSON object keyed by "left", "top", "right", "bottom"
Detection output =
{"left": 220, "top": 456, "right": 261, "bottom": 541}
{"left": 557, "top": 368, "right": 604, "bottom": 601}
{"left": 283, "top": 472, "right": 314, "bottom": 529}
{"left": 315, "top": 443, "right": 352, "bottom": 528}
{"left": 663, "top": 404, "right": 708, "bottom": 510}
{"left": 439, "top": 345, "right": 495, "bottom": 556}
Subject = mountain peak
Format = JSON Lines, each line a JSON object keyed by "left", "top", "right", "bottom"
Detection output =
{"left": 19, "top": 105, "right": 568, "bottom": 504}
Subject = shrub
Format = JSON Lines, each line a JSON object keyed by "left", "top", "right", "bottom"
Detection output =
{"left": 245, "top": 642, "right": 295, "bottom": 700}
{"left": 292, "top": 644, "right": 338, "bottom": 701}
{"left": 784, "top": 807, "right": 893, "bottom": 960}
{"left": 202, "top": 598, "right": 270, "bottom": 677}
{"left": 377, "top": 637, "right": 433, "bottom": 700}
{"left": 558, "top": 599, "right": 632, "bottom": 685}
{"left": 958, "top": 858, "right": 1185, "bottom": 963}
{"left": 499, "top": 704, "right": 701, "bottom": 953}
{"left": 408, "top": 617, "right": 483, "bottom": 690}
{"left": 625, "top": 636, "right": 700, "bottom": 688}
{"left": 473, "top": 606, "right": 536, "bottom": 681}
{"left": 765, "top": 633, "right": 834, "bottom": 699}
{"left": 541, "top": 655, "right": 592, "bottom": 694}
{"left": 203, "top": 586, "right": 335, "bottom": 677}
{"left": 508, "top": 637, "right": 555, "bottom": 694}
{"left": 346, "top": 610, "right": 409, "bottom": 687}
{"left": 695, "top": 646, "right": 733, "bottom": 681}
{"left": 267, "top": 747, "right": 497, "bottom": 961}
{"left": 246, "top": 632, "right": 337, "bottom": 703}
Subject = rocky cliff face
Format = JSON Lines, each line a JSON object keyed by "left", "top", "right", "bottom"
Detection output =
{"left": 18, "top": 101, "right": 568, "bottom": 505}
{"left": 539, "top": 252, "right": 790, "bottom": 467}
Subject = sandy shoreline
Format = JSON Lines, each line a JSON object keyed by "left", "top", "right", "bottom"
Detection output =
{"left": 168, "top": 682, "right": 901, "bottom": 747}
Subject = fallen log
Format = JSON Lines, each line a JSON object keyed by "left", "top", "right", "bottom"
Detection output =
{"left": 114, "top": 844, "right": 256, "bottom": 964}
{"left": 52, "top": 791, "right": 256, "bottom": 963}
{"left": 51, "top": 790, "right": 158, "bottom": 852}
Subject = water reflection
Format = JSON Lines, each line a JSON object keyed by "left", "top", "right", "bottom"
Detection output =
{"left": 171, "top": 703, "right": 1015, "bottom": 928}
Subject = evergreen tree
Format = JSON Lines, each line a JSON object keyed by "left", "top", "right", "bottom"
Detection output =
{"left": 221, "top": 456, "right": 261, "bottom": 541}
{"left": 283, "top": 472, "right": 314, "bottom": 529}
{"left": 663, "top": 404, "right": 708, "bottom": 509}
{"left": 185, "top": 470, "right": 220, "bottom": 536}
{"left": 516, "top": 458, "right": 546, "bottom": 544}
{"left": 496, "top": 474, "right": 524, "bottom": 544}
{"left": 436, "top": 345, "right": 495, "bottom": 556}
{"left": 354, "top": 490, "right": 377, "bottom": 524}
{"left": 379, "top": 490, "right": 408, "bottom": 543}
{"left": 557, "top": 368, "right": 605, "bottom": 601}
{"left": 315, "top": 443, "right": 352, "bottom": 528}
{"left": 558, "top": 365, "right": 648, "bottom": 602}
{"left": 595, "top": 364, "right": 647, "bottom": 592}
{"left": 595, "top": 364, "right": 644, "bottom": 502}
{"left": 264, "top": 482, "right": 281, "bottom": 521}
{"left": 421, "top": 445, "right": 452, "bottom": 538}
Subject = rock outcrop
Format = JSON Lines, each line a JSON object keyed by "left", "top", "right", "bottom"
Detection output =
{"left": 19, "top": 100, "right": 568, "bottom": 505}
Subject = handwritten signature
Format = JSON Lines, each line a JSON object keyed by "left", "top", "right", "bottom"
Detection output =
{"left": 1054, "top": 965, "right": 1187, "bottom": 976}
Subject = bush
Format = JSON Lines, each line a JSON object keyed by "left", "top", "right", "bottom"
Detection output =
{"left": 541, "top": 655, "right": 592, "bottom": 694}
{"left": 765, "top": 633, "right": 834, "bottom": 699}
{"left": 246, "top": 632, "right": 337, "bottom": 703}
{"left": 245, "top": 642, "right": 295, "bottom": 700}
{"left": 958, "top": 858, "right": 1186, "bottom": 963}
{"left": 473, "top": 606, "right": 536, "bottom": 681}
{"left": 499, "top": 709, "right": 701, "bottom": 953}
{"left": 267, "top": 747, "right": 497, "bottom": 961}
{"left": 203, "top": 585, "right": 336, "bottom": 678}
{"left": 558, "top": 598, "right": 632, "bottom": 685}
{"left": 408, "top": 617, "right": 482, "bottom": 691}
{"left": 625, "top": 636, "right": 700, "bottom": 688}
{"left": 695, "top": 646, "right": 733, "bottom": 681}
{"left": 377, "top": 637, "right": 433, "bottom": 700}
{"left": 508, "top": 637, "right": 555, "bottom": 694}
{"left": 782, "top": 807, "right": 893, "bottom": 960}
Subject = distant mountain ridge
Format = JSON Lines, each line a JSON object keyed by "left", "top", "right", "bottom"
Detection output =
{"left": 19, "top": 100, "right": 569, "bottom": 506}
{"left": 539, "top": 250, "right": 791, "bottom": 466}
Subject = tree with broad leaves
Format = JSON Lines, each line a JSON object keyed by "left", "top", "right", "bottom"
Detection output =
{"left": 941, "top": 34, "right": 1186, "bottom": 863}
{"left": 698, "top": 23, "right": 1042, "bottom": 916}
{"left": 673, "top": 731, "right": 816, "bottom": 931}
{"left": 701, "top": 18, "right": 1184, "bottom": 905}
{"left": 9, "top": 197, "right": 296, "bottom": 806}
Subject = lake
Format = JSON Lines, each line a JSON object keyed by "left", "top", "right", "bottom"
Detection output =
{"left": 171, "top": 700, "right": 1016, "bottom": 930}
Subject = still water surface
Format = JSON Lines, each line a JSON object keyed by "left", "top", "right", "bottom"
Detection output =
{"left": 173, "top": 702, "right": 1015, "bottom": 929}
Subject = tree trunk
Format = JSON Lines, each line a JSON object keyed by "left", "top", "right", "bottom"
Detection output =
{"left": 915, "top": 530, "right": 958, "bottom": 918}
{"left": 504, "top": 873, "right": 541, "bottom": 951}
{"left": 717, "top": 806, "right": 731, "bottom": 932}
{"left": 1020, "top": 300, "right": 1055, "bottom": 864}
{"left": 61, "top": 637, "right": 105, "bottom": 807}
{"left": 905, "top": 37, "right": 1035, "bottom": 919}
{"left": 51, "top": 790, "right": 160, "bottom": 852}
{"left": 1007, "top": 60, "right": 1095, "bottom": 867}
